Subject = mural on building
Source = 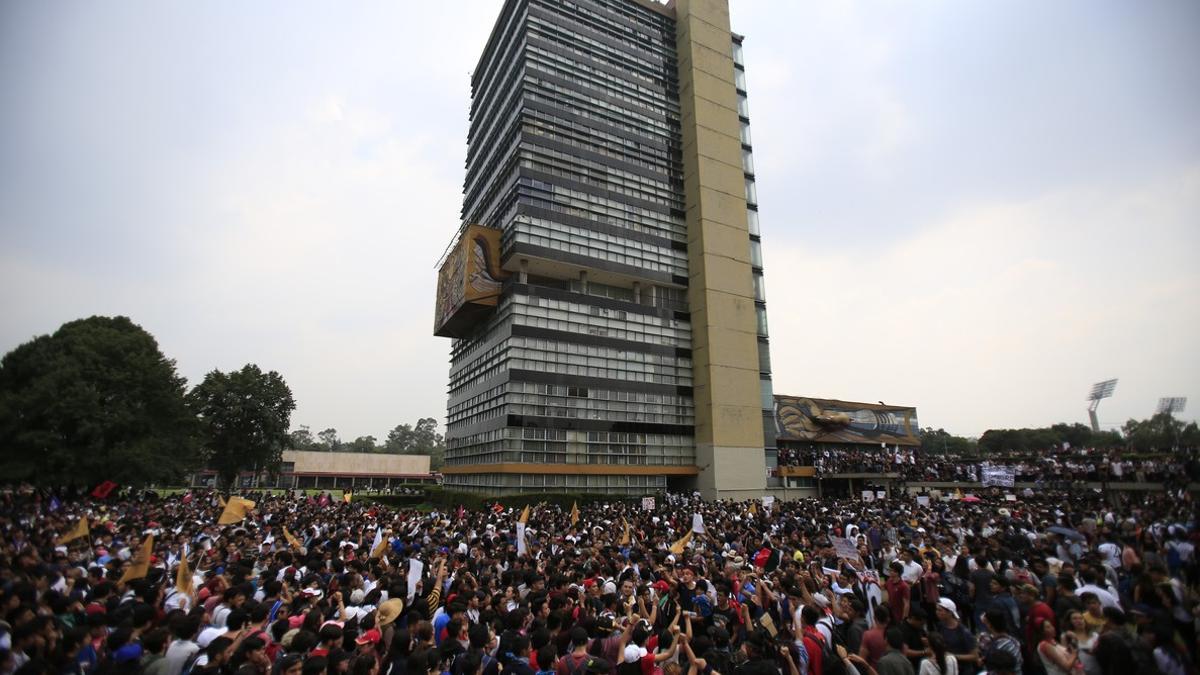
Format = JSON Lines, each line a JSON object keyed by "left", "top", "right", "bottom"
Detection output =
{"left": 775, "top": 396, "right": 919, "bottom": 446}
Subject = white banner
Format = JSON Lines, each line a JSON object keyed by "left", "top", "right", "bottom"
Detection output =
{"left": 762, "top": 495, "right": 775, "bottom": 511}
{"left": 692, "top": 514, "right": 705, "bottom": 534}
{"left": 916, "top": 496, "right": 930, "bottom": 507}
{"left": 642, "top": 497, "right": 656, "bottom": 511}
{"left": 862, "top": 491, "right": 875, "bottom": 502}
{"left": 516, "top": 522, "right": 527, "bottom": 556}
{"left": 406, "top": 559, "right": 423, "bottom": 601}
{"left": 981, "top": 463, "right": 1016, "bottom": 487}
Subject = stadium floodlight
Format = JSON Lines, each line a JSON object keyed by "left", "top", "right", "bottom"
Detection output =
{"left": 1157, "top": 397, "right": 1187, "bottom": 416}
{"left": 1087, "top": 378, "right": 1118, "bottom": 433}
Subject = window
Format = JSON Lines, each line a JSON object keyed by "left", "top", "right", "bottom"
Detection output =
{"left": 750, "top": 239, "right": 763, "bottom": 268}
{"left": 752, "top": 272, "right": 766, "bottom": 301}
{"left": 742, "top": 148, "right": 754, "bottom": 175}
{"left": 740, "top": 123, "right": 752, "bottom": 146}
{"left": 732, "top": 41, "right": 744, "bottom": 67}
{"left": 737, "top": 93, "right": 750, "bottom": 118}
{"left": 756, "top": 304, "right": 769, "bottom": 336}
{"left": 735, "top": 68, "right": 746, "bottom": 91}
{"left": 747, "top": 209, "right": 760, "bottom": 236}
{"left": 744, "top": 178, "right": 757, "bottom": 205}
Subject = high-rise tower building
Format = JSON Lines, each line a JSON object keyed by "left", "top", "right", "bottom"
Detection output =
{"left": 433, "top": 0, "right": 775, "bottom": 498}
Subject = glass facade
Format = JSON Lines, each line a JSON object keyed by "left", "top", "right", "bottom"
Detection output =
{"left": 440, "top": 0, "right": 774, "bottom": 494}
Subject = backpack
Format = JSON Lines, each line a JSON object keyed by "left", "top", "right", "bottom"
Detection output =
{"left": 564, "top": 653, "right": 589, "bottom": 675}
{"left": 810, "top": 626, "right": 847, "bottom": 675}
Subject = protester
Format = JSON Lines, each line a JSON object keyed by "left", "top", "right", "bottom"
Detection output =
{"left": 0, "top": 483, "right": 1196, "bottom": 675}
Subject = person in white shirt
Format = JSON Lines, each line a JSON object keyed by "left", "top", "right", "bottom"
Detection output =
{"left": 1075, "top": 569, "right": 1120, "bottom": 609}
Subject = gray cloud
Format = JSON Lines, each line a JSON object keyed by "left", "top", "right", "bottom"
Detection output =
{"left": 1, "top": 1, "right": 1196, "bottom": 439}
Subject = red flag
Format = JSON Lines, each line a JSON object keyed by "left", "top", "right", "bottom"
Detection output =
{"left": 319, "top": 494, "right": 330, "bottom": 507}
{"left": 182, "top": 493, "right": 193, "bottom": 505}
{"left": 456, "top": 506, "right": 465, "bottom": 520}
{"left": 91, "top": 481, "right": 118, "bottom": 499}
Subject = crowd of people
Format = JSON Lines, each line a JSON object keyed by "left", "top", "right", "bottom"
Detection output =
{"left": 776, "top": 446, "right": 1200, "bottom": 487}
{"left": 1, "top": 484, "right": 1198, "bottom": 675}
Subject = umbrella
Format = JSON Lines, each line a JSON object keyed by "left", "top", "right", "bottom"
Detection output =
{"left": 1047, "top": 526, "right": 1086, "bottom": 542}
{"left": 960, "top": 496, "right": 981, "bottom": 503}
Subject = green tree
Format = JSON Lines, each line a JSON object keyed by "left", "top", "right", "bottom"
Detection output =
{"left": 289, "top": 425, "right": 319, "bottom": 451}
{"left": 919, "top": 428, "right": 977, "bottom": 456}
{"left": 318, "top": 427, "right": 341, "bottom": 452}
{"left": 348, "top": 435, "right": 378, "bottom": 453}
{"left": 384, "top": 423, "right": 414, "bottom": 453}
{"left": 1123, "top": 412, "right": 1197, "bottom": 452}
{"left": 189, "top": 364, "right": 295, "bottom": 490}
{"left": 0, "top": 316, "right": 198, "bottom": 486}
{"left": 382, "top": 417, "right": 445, "bottom": 468}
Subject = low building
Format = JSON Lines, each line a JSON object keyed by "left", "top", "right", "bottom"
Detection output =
{"left": 190, "top": 450, "right": 436, "bottom": 491}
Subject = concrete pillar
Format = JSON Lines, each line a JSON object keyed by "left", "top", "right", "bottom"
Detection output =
{"left": 633, "top": 281, "right": 642, "bottom": 304}
{"left": 579, "top": 270, "right": 588, "bottom": 294}
{"left": 519, "top": 259, "right": 529, "bottom": 284}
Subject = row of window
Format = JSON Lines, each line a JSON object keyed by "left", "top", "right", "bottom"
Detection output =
{"left": 510, "top": 225, "right": 686, "bottom": 277}
{"left": 509, "top": 293, "right": 691, "bottom": 342}
{"left": 527, "top": 44, "right": 675, "bottom": 115}
{"left": 519, "top": 140, "right": 681, "bottom": 210}
{"left": 518, "top": 167, "right": 680, "bottom": 235}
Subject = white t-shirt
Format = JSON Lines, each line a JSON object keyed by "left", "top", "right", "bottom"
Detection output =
{"left": 1076, "top": 584, "right": 1120, "bottom": 609}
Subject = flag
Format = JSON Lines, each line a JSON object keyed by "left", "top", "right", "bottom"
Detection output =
{"left": 175, "top": 545, "right": 193, "bottom": 595}
{"left": 283, "top": 527, "right": 301, "bottom": 550}
{"left": 343, "top": 492, "right": 352, "bottom": 504}
{"left": 456, "top": 505, "right": 465, "bottom": 521}
{"left": 91, "top": 481, "right": 118, "bottom": 499}
{"left": 119, "top": 535, "right": 154, "bottom": 584}
{"left": 619, "top": 520, "right": 631, "bottom": 546}
{"left": 370, "top": 529, "right": 388, "bottom": 559}
{"left": 218, "top": 497, "right": 256, "bottom": 525}
{"left": 570, "top": 502, "right": 579, "bottom": 527}
{"left": 518, "top": 505, "right": 530, "bottom": 525}
{"left": 217, "top": 494, "right": 227, "bottom": 508}
{"left": 56, "top": 518, "right": 89, "bottom": 546}
{"left": 669, "top": 530, "right": 693, "bottom": 555}
{"left": 749, "top": 502, "right": 758, "bottom": 516}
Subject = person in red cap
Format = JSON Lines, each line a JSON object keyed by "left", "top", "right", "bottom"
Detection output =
{"left": 355, "top": 628, "right": 382, "bottom": 666}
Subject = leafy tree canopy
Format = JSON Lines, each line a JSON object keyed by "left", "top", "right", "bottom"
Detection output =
{"left": 188, "top": 364, "right": 295, "bottom": 489}
{"left": 0, "top": 316, "right": 198, "bottom": 486}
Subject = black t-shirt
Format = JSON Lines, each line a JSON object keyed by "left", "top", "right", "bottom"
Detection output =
{"left": 900, "top": 621, "right": 926, "bottom": 668}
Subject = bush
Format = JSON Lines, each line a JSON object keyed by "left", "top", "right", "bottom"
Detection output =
{"left": 354, "top": 488, "right": 642, "bottom": 511}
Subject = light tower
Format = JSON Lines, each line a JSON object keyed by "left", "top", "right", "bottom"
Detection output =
{"left": 1087, "top": 379, "right": 1118, "bottom": 433}
{"left": 1157, "top": 397, "right": 1187, "bottom": 416}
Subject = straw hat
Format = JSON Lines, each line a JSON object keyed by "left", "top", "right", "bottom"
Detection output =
{"left": 376, "top": 598, "right": 404, "bottom": 626}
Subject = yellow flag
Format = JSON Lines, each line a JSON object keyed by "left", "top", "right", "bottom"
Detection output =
{"left": 619, "top": 520, "right": 631, "bottom": 546}
{"left": 119, "top": 535, "right": 154, "bottom": 584}
{"left": 175, "top": 548, "right": 193, "bottom": 595}
{"left": 669, "top": 530, "right": 693, "bottom": 555}
{"left": 570, "top": 502, "right": 579, "bottom": 527}
{"left": 343, "top": 492, "right": 352, "bottom": 504}
{"left": 218, "top": 497, "right": 256, "bottom": 525}
{"left": 518, "top": 505, "right": 530, "bottom": 525}
{"left": 370, "top": 533, "right": 389, "bottom": 559}
{"left": 56, "top": 518, "right": 90, "bottom": 546}
{"left": 283, "top": 527, "right": 301, "bottom": 550}
{"left": 217, "top": 494, "right": 227, "bottom": 508}
{"left": 749, "top": 502, "right": 758, "bottom": 516}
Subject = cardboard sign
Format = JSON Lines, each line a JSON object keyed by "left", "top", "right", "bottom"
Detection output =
{"left": 1005, "top": 494, "right": 1017, "bottom": 502}
{"left": 642, "top": 497, "right": 656, "bottom": 511}
{"left": 862, "top": 491, "right": 874, "bottom": 502}
{"left": 916, "top": 496, "right": 930, "bottom": 507}
{"left": 832, "top": 537, "right": 862, "bottom": 563}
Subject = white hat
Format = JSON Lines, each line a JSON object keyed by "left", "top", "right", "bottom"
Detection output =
{"left": 623, "top": 645, "right": 648, "bottom": 663}
{"left": 936, "top": 598, "right": 959, "bottom": 620}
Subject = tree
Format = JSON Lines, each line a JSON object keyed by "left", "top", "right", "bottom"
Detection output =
{"left": 348, "top": 435, "right": 378, "bottom": 453}
{"left": 1123, "top": 413, "right": 1199, "bottom": 452}
{"left": 919, "top": 428, "right": 977, "bottom": 456}
{"left": 318, "top": 428, "right": 341, "bottom": 452}
{"left": 289, "top": 425, "right": 319, "bottom": 451}
{"left": 189, "top": 364, "right": 295, "bottom": 490}
{"left": 0, "top": 316, "right": 199, "bottom": 486}
{"left": 382, "top": 417, "right": 446, "bottom": 468}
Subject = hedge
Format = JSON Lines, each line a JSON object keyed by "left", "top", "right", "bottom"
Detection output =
{"left": 354, "top": 487, "right": 642, "bottom": 510}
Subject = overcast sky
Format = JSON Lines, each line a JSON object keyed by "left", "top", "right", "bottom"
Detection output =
{"left": 1, "top": 0, "right": 1197, "bottom": 440}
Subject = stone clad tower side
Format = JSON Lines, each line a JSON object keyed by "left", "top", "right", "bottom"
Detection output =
{"left": 676, "top": 0, "right": 767, "bottom": 497}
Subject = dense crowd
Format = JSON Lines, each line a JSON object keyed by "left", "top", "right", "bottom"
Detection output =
{"left": 776, "top": 447, "right": 1200, "bottom": 486}
{"left": 1, "top": 485, "right": 1198, "bottom": 675}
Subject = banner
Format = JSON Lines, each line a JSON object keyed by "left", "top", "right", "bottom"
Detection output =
{"left": 980, "top": 463, "right": 1016, "bottom": 487}
{"left": 916, "top": 496, "right": 930, "bottom": 507}
{"left": 862, "top": 491, "right": 874, "bottom": 502}
{"left": 642, "top": 497, "right": 656, "bottom": 512}
{"left": 762, "top": 495, "right": 775, "bottom": 510}
{"left": 691, "top": 514, "right": 705, "bottom": 534}
{"left": 832, "top": 537, "right": 862, "bottom": 563}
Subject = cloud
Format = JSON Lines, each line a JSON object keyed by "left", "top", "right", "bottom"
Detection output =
{"left": 766, "top": 165, "right": 1200, "bottom": 435}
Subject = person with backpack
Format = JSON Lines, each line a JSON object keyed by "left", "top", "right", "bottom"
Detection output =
{"left": 977, "top": 611, "right": 1021, "bottom": 675}
{"left": 555, "top": 628, "right": 590, "bottom": 675}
